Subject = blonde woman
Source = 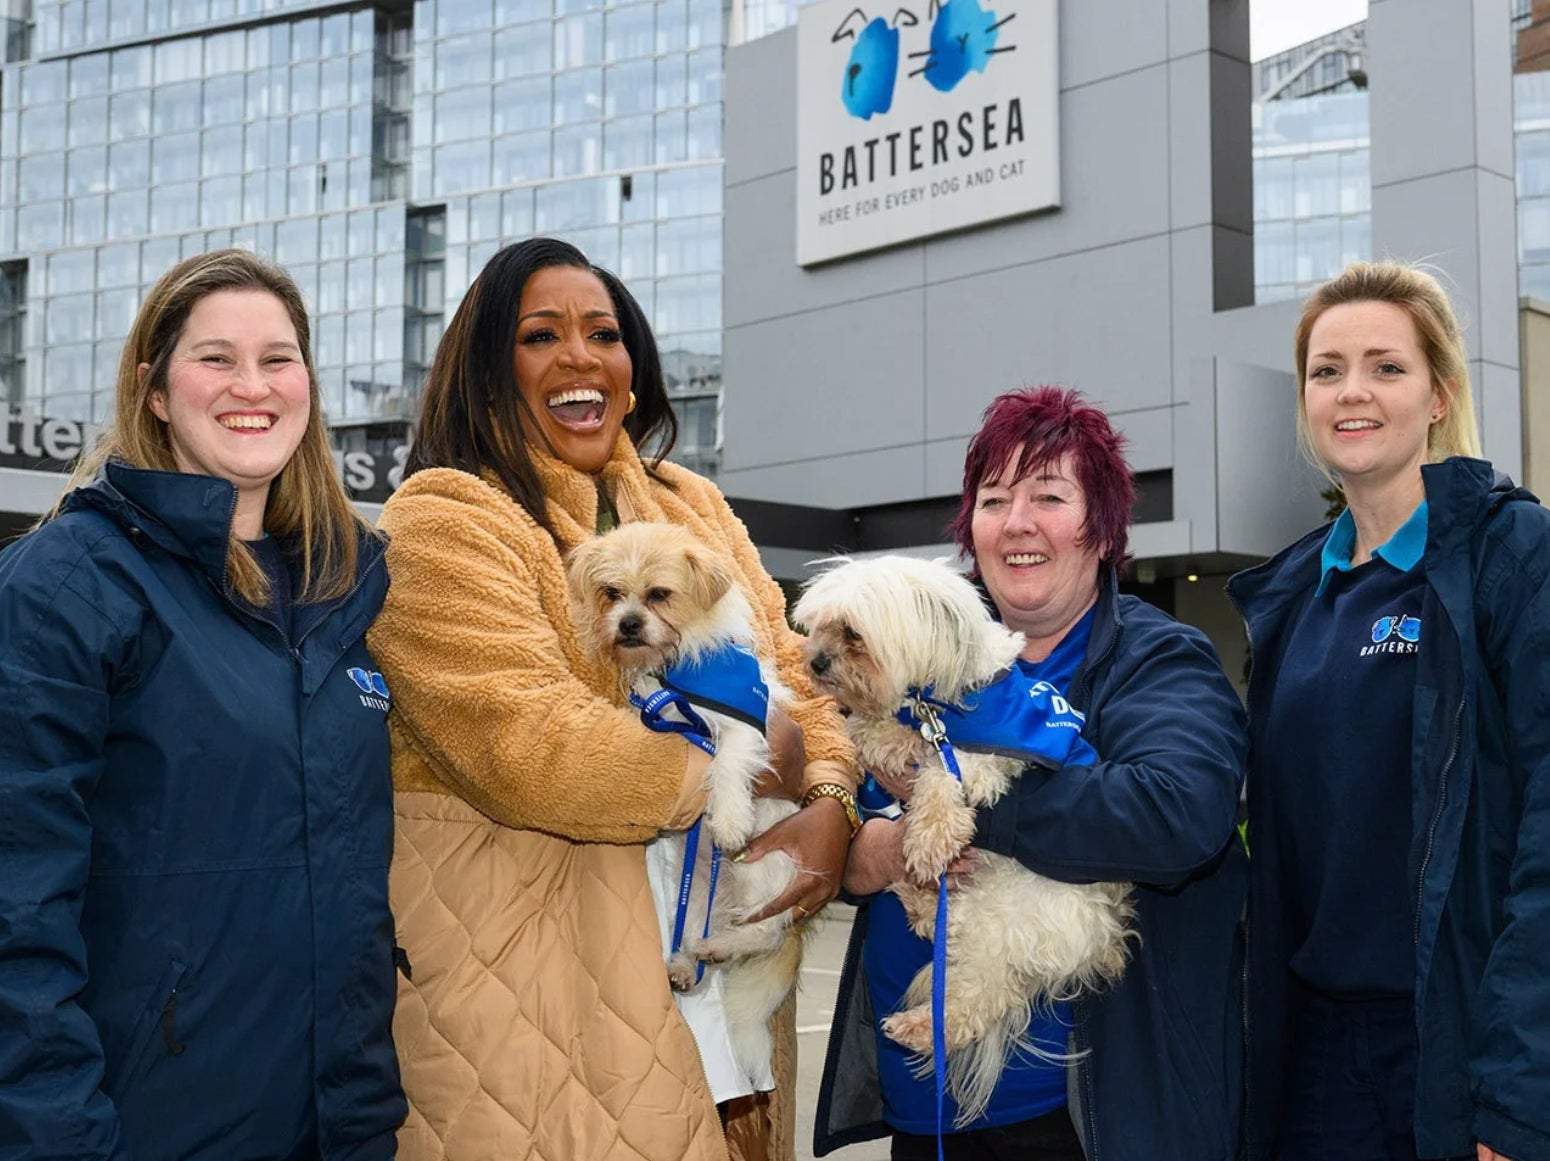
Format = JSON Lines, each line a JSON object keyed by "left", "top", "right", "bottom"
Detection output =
{"left": 0, "top": 250, "right": 403, "bottom": 1158}
{"left": 1230, "top": 260, "right": 1550, "bottom": 1161}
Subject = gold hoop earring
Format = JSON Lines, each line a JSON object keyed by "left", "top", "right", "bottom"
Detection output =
{"left": 626, "top": 391, "right": 637, "bottom": 414}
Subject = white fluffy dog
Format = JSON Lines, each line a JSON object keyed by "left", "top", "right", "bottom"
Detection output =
{"left": 793, "top": 555, "right": 1134, "bottom": 1123}
{"left": 567, "top": 521, "right": 804, "bottom": 1076}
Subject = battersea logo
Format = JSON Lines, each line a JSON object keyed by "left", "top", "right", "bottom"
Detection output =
{"left": 1360, "top": 614, "right": 1420, "bottom": 657}
{"left": 348, "top": 667, "right": 391, "bottom": 711}
{"left": 834, "top": 0, "right": 1015, "bottom": 121}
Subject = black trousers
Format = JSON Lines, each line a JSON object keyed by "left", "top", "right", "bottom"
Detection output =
{"left": 891, "top": 1107, "right": 1084, "bottom": 1161}
{"left": 1279, "top": 990, "right": 1474, "bottom": 1161}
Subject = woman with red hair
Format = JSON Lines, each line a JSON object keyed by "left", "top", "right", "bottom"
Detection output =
{"left": 814, "top": 386, "right": 1248, "bottom": 1161}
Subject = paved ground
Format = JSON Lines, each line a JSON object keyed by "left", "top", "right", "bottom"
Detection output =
{"left": 794, "top": 903, "right": 888, "bottom": 1161}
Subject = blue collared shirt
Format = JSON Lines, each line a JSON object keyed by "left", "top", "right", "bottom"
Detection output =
{"left": 1315, "top": 500, "right": 1429, "bottom": 597}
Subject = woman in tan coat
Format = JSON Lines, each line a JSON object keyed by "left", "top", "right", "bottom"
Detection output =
{"left": 370, "top": 237, "right": 857, "bottom": 1161}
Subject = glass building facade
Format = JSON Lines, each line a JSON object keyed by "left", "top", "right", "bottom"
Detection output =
{"left": 1253, "top": 2, "right": 1550, "bottom": 307}
{"left": 1, "top": 0, "right": 726, "bottom": 476}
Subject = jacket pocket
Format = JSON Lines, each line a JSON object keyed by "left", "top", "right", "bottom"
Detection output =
{"left": 111, "top": 960, "right": 188, "bottom": 1097}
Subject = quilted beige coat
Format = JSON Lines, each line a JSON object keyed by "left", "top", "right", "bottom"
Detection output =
{"left": 371, "top": 434, "right": 854, "bottom": 1161}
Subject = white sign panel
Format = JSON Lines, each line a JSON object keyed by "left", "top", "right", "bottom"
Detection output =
{"left": 796, "top": 0, "right": 1059, "bottom": 266}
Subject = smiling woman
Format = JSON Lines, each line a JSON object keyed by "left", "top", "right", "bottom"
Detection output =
{"left": 370, "top": 237, "right": 857, "bottom": 1161}
{"left": 1231, "top": 260, "right": 1550, "bottom": 1161}
{"left": 0, "top": 249, "right": 402, "bottom": 1157}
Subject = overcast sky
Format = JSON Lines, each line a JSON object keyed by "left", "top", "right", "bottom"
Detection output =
{"left": 1250, "top": 0, "right": 1368, "bottom": 61}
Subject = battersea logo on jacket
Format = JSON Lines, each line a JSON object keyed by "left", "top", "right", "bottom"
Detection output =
{"left": 1360, "top": 613, "right": 1420, "bottom": 657}
{"left": 348, "top": 667, "right": 391, "bottom": 711}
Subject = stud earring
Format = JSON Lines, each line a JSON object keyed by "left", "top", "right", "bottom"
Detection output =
{"left": 626, "top": 391, "right": 637, "bottom": 414}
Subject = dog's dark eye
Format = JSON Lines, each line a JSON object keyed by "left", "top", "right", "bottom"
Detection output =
{"left": 603, "top": 586, "right": 622, "bottom": 602}
{"left": 646, "top": 587, "right": 672, "bottom": 603}
{"left": 842, "top": 625, "right": 862, "bottom": 644}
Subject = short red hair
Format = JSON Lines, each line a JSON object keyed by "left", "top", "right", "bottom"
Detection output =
{"left": 949, "top": 386, "right": 1134, "bottom": 570}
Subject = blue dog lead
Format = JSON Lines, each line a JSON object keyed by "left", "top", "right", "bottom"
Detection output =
{"left": 632, "top": 686, "right": 721, "bottom": 987}
{"left": 901, "top": 690, "right": 962, "bottom": 1161}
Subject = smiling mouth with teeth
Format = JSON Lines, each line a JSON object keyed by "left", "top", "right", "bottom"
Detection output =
{"left": 219, "top": 414, "right": 274, "bottom": 430}
{"left": 1335, "top": 420, "right": 1382, "bottom": 431}
{"left": 1004, "top": 553, "right": 1049, "bottom": 566}
{"left": 547, "top": 387, "right": 608, "bottom": 427}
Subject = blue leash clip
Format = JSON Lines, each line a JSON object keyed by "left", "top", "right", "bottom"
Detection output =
{"left": 633, "top": 686, "right": 720, "bottom": 985}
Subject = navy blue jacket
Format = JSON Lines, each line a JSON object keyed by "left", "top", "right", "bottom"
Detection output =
{"left": 814, "top": 570, "right": 1249, "bottom": 1161}
{"left": 1230, "top": 457, "right": 1550, "bottom": 1161}
{"left": 0, "top": 464, "right": 404, "bottom": 1160}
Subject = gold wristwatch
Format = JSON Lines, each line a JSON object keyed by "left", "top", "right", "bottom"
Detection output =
{"left": 801, "top": 782, "right": 862, "bottom": 836}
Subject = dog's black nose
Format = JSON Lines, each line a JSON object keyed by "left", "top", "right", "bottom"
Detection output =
{"left": 810, "top": 652, "right": 831, "bottom": 675}
{"left": 618, "top": 613, "right": 644, "bottom": 637}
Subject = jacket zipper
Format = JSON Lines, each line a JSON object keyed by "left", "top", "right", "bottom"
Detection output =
{"left": 1226, "top": 589, "right": 1256, "bottom": 1145}
{"left": 1413, "top": 693, "right": 1464, "bottom": 946}
{"left": 1073, "top": 1003, "right": 1100, "bottom": 1160}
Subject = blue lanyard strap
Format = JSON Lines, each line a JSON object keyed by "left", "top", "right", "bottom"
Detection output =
{"left": 668, "top": 818, "right": 722, "bottom": 987}
{"left": 631, "top": 687, "right": 717, "bottom": 756}
{"left": 632, "top": 686, "right": 720, "bottom": 987}
{"left": 903, "top": 689, "right": 962, "bottom": 1161}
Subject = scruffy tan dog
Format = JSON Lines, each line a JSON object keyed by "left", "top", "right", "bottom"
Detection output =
{"left": 793, "top": 554, "right": 1135, "bottom": 1123}
{"left": 567, "top": 521, "right": 804, "bottom": 1076}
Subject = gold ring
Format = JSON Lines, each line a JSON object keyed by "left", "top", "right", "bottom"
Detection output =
{"left": 794, "top": 904, "right": 810, "bottom": 919}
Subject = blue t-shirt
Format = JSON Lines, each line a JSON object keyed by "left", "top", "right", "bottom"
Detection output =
{"left": 1264, "top": 503, "right": 1428, "bottom": 997}
{"left": 862, "top": 607, "right": 1096, "bottom": 1134}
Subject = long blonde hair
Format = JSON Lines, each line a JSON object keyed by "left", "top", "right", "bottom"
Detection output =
{"left": 1294, "top": 260, "right": 1483, "bottom": 478}
{"left": 58, "top": 249, "right": 373, "bottom": 604}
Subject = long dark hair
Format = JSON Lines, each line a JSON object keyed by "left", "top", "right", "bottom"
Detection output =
{"left": 406, "top": 237, "right": 679, "bottom": 535}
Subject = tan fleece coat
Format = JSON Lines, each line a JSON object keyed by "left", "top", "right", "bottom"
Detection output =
{"left": 371, "top": 435, "right": 854, "bottom": 1161}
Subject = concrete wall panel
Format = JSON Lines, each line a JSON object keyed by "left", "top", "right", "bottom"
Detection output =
{"left": 921, "top": 233, "right": 1174, "bottom": 436}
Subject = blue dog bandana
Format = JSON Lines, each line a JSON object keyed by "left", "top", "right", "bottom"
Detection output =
{"left": 900, "top": 669, "right": 1097, "bottom": 770}
{"left": 659, "top": 644, "right": 770, "bottom": 733}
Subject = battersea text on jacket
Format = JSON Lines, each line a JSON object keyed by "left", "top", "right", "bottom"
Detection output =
{"left": 0, "top": 463, "right": 405, "bottom": 1160}
{"left": 814, "top": 568, "right": 1249, "bottom": 1161}
{"left": 1230, "top": 457, "right": 1550, "bottom": 1161}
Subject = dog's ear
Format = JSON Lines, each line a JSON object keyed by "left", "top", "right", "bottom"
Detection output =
{"left": 565, "top": 537, "right": 604, "bottom": 607}
{"left": 681, "top": 540, "right": 735, "bottom": 610}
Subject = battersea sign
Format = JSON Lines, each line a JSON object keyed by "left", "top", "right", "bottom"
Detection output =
{"left": 0, "top": 406, "right": 408, "bottom": 505}
{"left": 796, "top": 0, "right": 1058, "bottom": 265}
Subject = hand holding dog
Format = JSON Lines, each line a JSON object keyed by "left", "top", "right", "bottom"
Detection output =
{"left": 738, "top": 796, "right": 852, "bottom": 923}
{"left": 844, "top": 818, "right": 979, "bottom": 895}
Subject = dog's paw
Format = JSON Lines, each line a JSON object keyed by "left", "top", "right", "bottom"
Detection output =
{"left": 881, "top": 1007, "right": 935, "bottom": 1056}
{"left": 666, "top": 956, "right": 701, "bottom": 993}
{"left": 901, "top": 822, "right": 958, "bottom": 882}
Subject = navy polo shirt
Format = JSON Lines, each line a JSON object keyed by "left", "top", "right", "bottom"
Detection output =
{"left": 1263, "top": 503, "right": 1429, "bottom": 998}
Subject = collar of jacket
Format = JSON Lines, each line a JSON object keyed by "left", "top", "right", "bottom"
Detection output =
{"left": 59, "top": 461, "right": 387, "bottom": 613}
{"left": 1228, "top": 457, "right": 1529, "bottom": 632}
{"left": 62, "top": 461, "right": 243, "bottom": 585}
{"left": 523, "top": 432, "right": 657, "bottom": 553}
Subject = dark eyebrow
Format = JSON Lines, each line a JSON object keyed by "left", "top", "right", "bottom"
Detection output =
{"left": 517, "top": 308, "right": 617, "bottom": 324}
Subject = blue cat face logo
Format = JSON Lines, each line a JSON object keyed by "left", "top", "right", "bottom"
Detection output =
{"left": 909, "top": 0, "right": 1016, "bottom": 93}
{"left": 833, "top": 7, "right": 917, "bottom": 121}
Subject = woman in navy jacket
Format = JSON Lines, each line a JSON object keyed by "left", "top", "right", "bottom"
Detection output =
{"left": 815, "top": 387, "right": 1248, "bottom": 1161}
{"left": 0, "top": 250, "right": 404, "bottom": 1159}
{"left": 1229, "top": 260, "right": 1550, "bottom": 1161}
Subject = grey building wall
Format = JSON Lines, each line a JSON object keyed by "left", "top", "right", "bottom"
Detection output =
{"left": 722, "top": 0, "right": 1518, "bottom": 570}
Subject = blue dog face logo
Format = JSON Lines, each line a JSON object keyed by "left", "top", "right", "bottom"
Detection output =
{"left": 348, "top": 667, "right": 390, "bottom": 698}
{"left": 911, "top": 0, "right": 1016, "bottom": 93}
{"left": 832, "top": 0, "right": 1016, "bottom": 121}
{"left": 833, "top": 6, "right": 917, "bottom": 120}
